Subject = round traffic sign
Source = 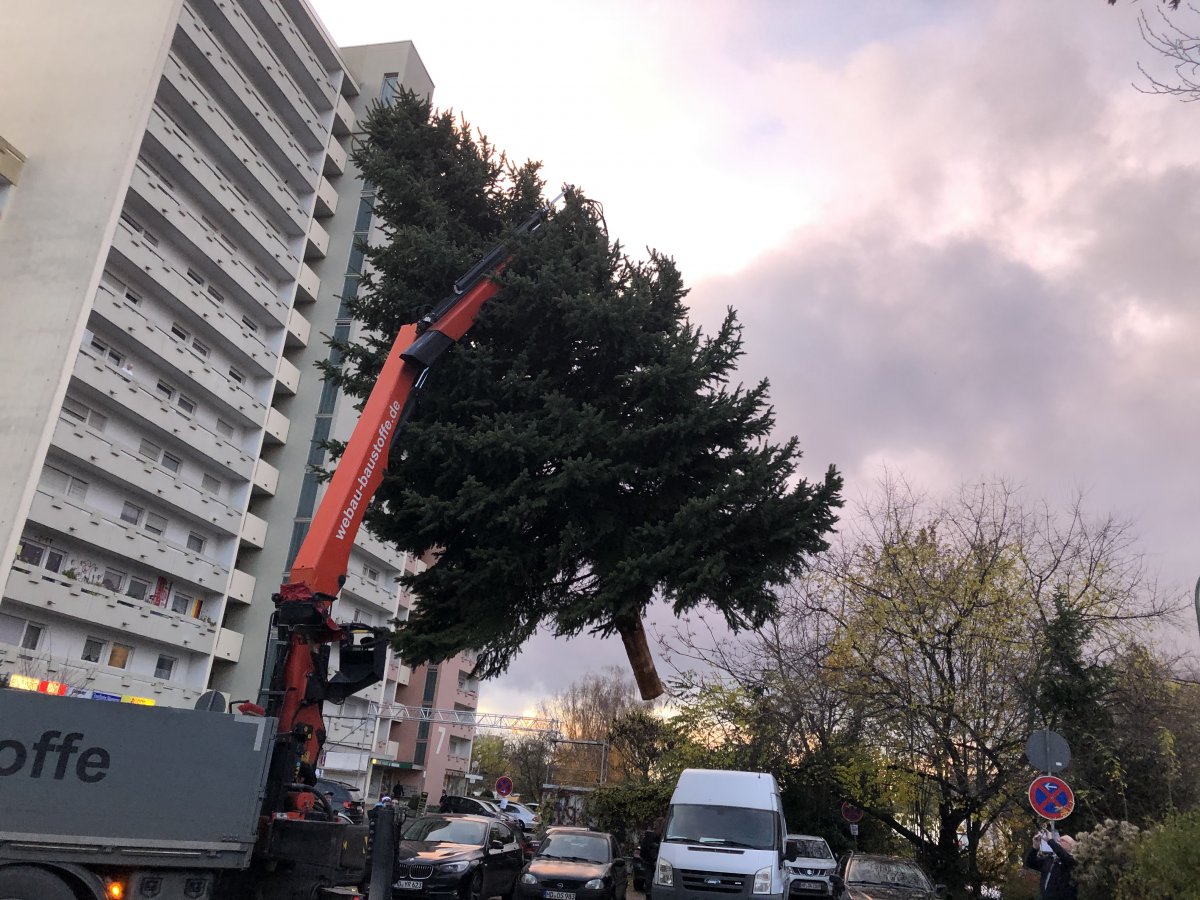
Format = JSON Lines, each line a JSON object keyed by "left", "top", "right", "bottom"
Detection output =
{"left": 841, "top": 801, "right": 864, "bottom": 824}
{"left": 1025, "top": 730, "right": 1071, "bottom": 774}
{"left": 1029, "top": 775, "right": 1074, "bottom": 820}
{"left": 495, "top": 775, "right": 513, "bottom": 797}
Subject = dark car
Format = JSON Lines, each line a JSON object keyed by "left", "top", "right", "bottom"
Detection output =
{"left": 315, "top": 777, "right": 364, "bottom": 824}
{"left": 393, "top": 814, "right": 526, "bottom": 900}
{"left": 832, "top": 853, "right": 945, "bottom": 900}
{"left": 442, "top": 795, "right": 523, "bottom": 827}
{"left": 518, "top": 829, "right": 628, "bottom": 900}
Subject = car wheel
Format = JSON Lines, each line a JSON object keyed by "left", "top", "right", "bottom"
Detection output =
{"left": 0, "top": 866, "right": 78, "bottom": 900}
{"left": 461, "top": 870, "right": 484, "bottom": 900}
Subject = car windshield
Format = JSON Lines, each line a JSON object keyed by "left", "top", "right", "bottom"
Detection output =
{"left": 403, "top": 817, "right": 487, "bottom": 846}
{"left": 665, "top": 804, "right": 776, "bottom": 850}
{"left": 848, "top": 859, "right": 930, "bottom": 889}
{"left": 538, "top": 834, "right": 610, "bottom": 863}
{"left": 790, "top": 839, "right": 832, "bottom": 860}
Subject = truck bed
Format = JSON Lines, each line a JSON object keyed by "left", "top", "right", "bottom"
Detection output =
{"left": 0, "top": 689, "right": 276, "bottom": 869}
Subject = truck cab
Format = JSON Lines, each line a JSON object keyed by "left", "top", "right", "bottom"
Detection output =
{"left": 653, "top": 769, "right": 792, "bottom": 900}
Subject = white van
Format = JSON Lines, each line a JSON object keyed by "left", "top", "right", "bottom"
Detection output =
{"left": 653, "top": 769, "right": 794, "bottom": 900}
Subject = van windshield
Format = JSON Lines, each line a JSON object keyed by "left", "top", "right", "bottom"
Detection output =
{"left": 664, "top": 804, "right": 776, "bottom": 850}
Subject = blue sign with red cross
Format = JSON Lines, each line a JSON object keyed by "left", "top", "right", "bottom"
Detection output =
{"left": 1029, "top": 775, "right": 1074, "bottom": 820}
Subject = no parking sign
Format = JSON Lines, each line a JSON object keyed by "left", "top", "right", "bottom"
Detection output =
{"left": 1029, "top": 775, "right": 1074, "bottom": 821}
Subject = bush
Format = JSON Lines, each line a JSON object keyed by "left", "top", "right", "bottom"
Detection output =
{"left": 1074, "top": 819, "right": 1140, "bottom": 900}
{"left": 1116, "top": 810, "right": 1200, "bottom": 899}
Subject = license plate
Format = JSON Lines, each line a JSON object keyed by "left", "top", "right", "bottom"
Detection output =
{"left": 793, "top": 883, "right": 823, "bottom": 892}
{"left": 544, "top": 892, "right": 576, "bottom": 899}
{"left": 395, "top": 881, "right": 423, "bottom": 891}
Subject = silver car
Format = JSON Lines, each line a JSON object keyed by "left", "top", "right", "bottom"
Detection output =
{"left": 786, "top": 834, "right": 836, "bottom": 896}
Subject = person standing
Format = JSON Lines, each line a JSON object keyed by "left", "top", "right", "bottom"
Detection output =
{"left": 1023, "top": 830, "right": 1078, "bottom": 900}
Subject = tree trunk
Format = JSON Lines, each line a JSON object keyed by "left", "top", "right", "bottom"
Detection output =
{"left": 617, "top": 617, "right": 665, "bottom": 700}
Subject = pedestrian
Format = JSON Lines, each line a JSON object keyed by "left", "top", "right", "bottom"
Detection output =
{"left": 1023, "top": 829, "right": 1077, "bottom": 900}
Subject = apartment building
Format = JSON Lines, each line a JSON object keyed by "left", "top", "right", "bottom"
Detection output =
{"left": 0, "top": 1, "right": 478, "bottom": 796}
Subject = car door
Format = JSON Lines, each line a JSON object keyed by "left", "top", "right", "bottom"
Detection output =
{"left": 610, "top": 836, "right": 628, "bottom": 900}
{"left": 485, "top": 821, "right": 522, "bottom": 897}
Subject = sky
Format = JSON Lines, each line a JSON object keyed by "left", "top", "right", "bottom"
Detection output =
{"left": 309, "top": 0, "right": 1200, "bottom": 717}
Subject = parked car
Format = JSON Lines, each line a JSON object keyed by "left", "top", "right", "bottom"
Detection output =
{"left": 393, "top": 813, "right": 526, "bottom": 900}
{"left": 518, "top": 828, "right": 628, "bottom": 900}
{"left": 501, "top": 800, "right": 541, "bottom": 832}
{"left": 314, "top": 777, "right": 365, "bottom": 824}
{"left": 786, "top": 834, "right": 836, "bottom": 895}
{"left": 441, "top": 794, "right": 523, "bottom": 829}
{"left": 832, "top": 853, "right": 945, "bottom": 900}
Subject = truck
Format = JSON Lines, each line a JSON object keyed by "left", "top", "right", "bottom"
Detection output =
{"left": 652, "top": 769, "right": 798, "bottom": 900}
{"left": 0, "top": 188, "right": 631, "bottom": 899}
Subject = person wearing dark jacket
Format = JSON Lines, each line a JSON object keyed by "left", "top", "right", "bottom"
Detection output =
{"left": 1023, "top": 831, "right": 1078, "bottom": 900}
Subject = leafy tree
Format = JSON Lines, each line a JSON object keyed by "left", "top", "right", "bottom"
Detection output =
{"left": 333, "top": 90, "right": 842, "bottom": 697}
{"left": 470, "top": 733, "right": 510, "bottom": 786}
{"left": 608, "top": 707, "right": 678, "bottom": 783}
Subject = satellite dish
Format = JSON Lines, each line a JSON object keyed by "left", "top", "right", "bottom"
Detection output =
{"left": 1025, "top": 729, "right": 1071, "bottom": 773}
{"left": 194, "top": 690, "right": 227, "bottom": 713}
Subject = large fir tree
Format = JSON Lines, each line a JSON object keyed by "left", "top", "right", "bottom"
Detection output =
{"left": 327, "top": 91, "right": 842, "bottom": 696}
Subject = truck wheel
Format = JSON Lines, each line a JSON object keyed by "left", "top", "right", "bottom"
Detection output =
{"left": 0, "top": 866, "right": 77, "bottom": 900}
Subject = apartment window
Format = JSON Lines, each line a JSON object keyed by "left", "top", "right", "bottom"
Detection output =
{"left": 228, "top": 366, "right": 244, "bottom": 385}
{"left": 161, "top": 452, "right": 181, "bottom": 473}
{"left": 362, "top": 565, "right": 379, "bottom": 584}
{"left": 176, "top": 394, "right": 196, "bottom": 416}
{"left": 154, "top": 655, "right": 176, "bottom": 680}
{"left": 120, "top": 501, "right": 144, "bottom": 526}
{"left": 191, "top": 338, "right": 210, "bottom": 359}
{"left": 89, "top": 334, "right": 125, "bottom": 367}
{"left": 60, "top": 397, "right": 107, "bottom": 432}
{"left": 215, "top": 418, "right": 236, "bottom": 440}
{"left": 101, "top": 568, "right": 125, "bottom": 592}
{"left": 155, "top": 380, "right": 176, "bottom": 402}
{"left": 138, "top": 438, "right": 163, "bottom": 461}
{"left": 201, "top": 473, "right": 222, "bottom": 496}
{"left": 206, "top": 285, "right": 224, "bottom": 304}
{"left": 186, "top": 268, "right": 205, "bottom": 286}
{"left": 108, "top": 643, "right": 133, "bottom": 669}
{"left": 241, "top": 315, "right": 259, "bottom": 334}
{"left": 144, "top": 512, "right": 168, "bottom": 537}
{"left": 81, "top": 637, "right": 105, "bottom": 663}
{"left": 170, "top": 323, "right": 190, "bottom": 341}
{"left": 16, "top": 540, "right": 64, "bottom": 573}
{"left": 125, "top": 576, "right": 151, "bottom": 602}
{"left": 170, "top": 591, "right": 193, "bottom": 615}
{"left": 40, "top": 465, "right": 88, "bottom": 501}
{"left": 201, "top": 215, "right": 218, "bottom": 232}
{"left": 120, "top": 212, "right": 159, "bottom": 246}
{"left": 186, "top": 532, "right": 206, "bottom": 554}
{"left": 124, "top": 288, "right": 143, "bottom": 305}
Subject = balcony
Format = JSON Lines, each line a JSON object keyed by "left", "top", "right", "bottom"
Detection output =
{"left": 295, "top": 261, "right": 320, "bottom": 304}
{"left": 26, "top": 490, "right": 228, "bottom": 591}
{"left": 286, "top": 307, "right": 311, "bottom": 348}
{"left": 304, "top": 217, "right": 329, "bottom": 260}
{"left": 314, "top": 175, "right": 338, "bottom": 218}
{"left": 252, "top": 458, "right": 279, "bottom": 497}
{"left": 213, "top": 627, "right": 244, "bottom": 662}
{"left": 5, "top": 560, "right": 217, "bottom": 654}
{"left": 274, "top": 357, "right": 300, "bottom": 396}
{"left": 263, "top": 406, "right": 290, "bottom": 445}
{"left": 332, "top": 94, "right": 355, "bottom": 137}
{"left": 324, "top": 136, "right": 347, "bottom": 178}
{"left": 248, "top": 0, "right": 338, "bottom": 112}
{"left": 342, "top": 571, "right": 396, "bottom": 615}
{"left": 0, "top": 133, "right": 25, "bottom": 186}
{"left": 227, "top": 567, "right": 256, "bottom": 606}
{"left": 387, "top": 657, "right": 411, "bottom": 687}
{"left": 239, "top": 512, "right": 268, "bottom": 549}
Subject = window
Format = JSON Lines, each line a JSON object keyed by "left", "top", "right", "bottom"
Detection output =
{"left": 108, "top": 643, "right": 132, "bottom": 669}
{"left": 191, "top": 338, "right": 210, "bottom": 359}
{"left": 155, "top": 380, "right": 176, "bottom": 402}
{"left": 206, "top": 285, "right": 224, "bottom": 304}
{"left": 228, "top": 366, "right": 244, "bottom": 384}
{"left": 201, "top": 473, "right": 222, "bottom": 495}
{"left": 176, "top": 394, "right": 196, "bottom": 416}
{"left": 40, "top": 465, "right": 88, "bottom": 501}
{"left": 59, "top": 397, "right": 107, "bottom": 432}
{"left": 154, "top": 655, "right": 176, "bottom": 680}
{"left": 170, "top": 591, "right": 193, "bottom": 615}
{"left": 81, "top": 637, "right": 104, "bottom": 663}
{"left": 186, "top": 268, "right": 205, "bottom": 286}
{"left": 144, "top": 512, "right": 168, "bottom": 537}
{"left": 170, "top": 323, "right": 190, "bottom": 341}
{"left": 215, "top": 418, "right": 236, "bottom": 440}
{"left": 124, "top": 288, "right": 143, "bottom": 305}
{"left": 362, "top": 565, "right": 379, "bottom": 583}
{"left": 120, "top": 501, "right": 143, "bottom": 525}
{"left": 125, "top": 576, "right": 150, "bottom": 602}
{"left": 241, "top": 315, "right": 259, "bottom": 333}
{"left": 161, "top": 452, "right": 181, "bottom": 473}
{"left": 101, "top": 568, "right": 125, "bottom": 592}
{"left": 120, "top": 212, "right": 159, "bottom": 246}
{"left": 88, "top": 334, "right": 125, "bottom": 367}
{"left": 138, "top": 438, "right": 163, "bottom": 461}
{"left": 186, "top": 532, "right": 206, "bottom": 554}
{"left": 17, "top": 540, "right": 65, "bottom": 574}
